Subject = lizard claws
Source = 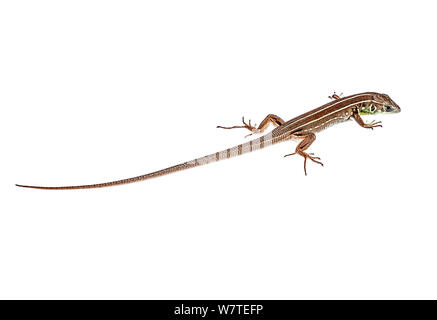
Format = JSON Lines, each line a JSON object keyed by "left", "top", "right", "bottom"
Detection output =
{"left": 329, "top": 92, "right": 343, "bottom": 100}
{"left": 241, "top": 117, "right": 260, "bottom": 137}
{"left": 365, "top": 120, "right": 383, "bottom": 130}
{"left": 284, "top": 151, "right": 324, "bottom": 175}
{"left": 217, "top": 116, "right": 259, "bottom": 137}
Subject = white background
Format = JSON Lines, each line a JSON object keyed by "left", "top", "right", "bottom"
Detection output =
{"left": 1, "top": 0, "right": 436, "bottom": 299}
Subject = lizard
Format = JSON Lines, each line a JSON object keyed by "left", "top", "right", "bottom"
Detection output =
{"left": 16, "top": 92, "right": 400, "bottom": 190}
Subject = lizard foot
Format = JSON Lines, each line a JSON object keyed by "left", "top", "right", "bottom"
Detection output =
{"left": 363, "top": 120, "right": 383, "bottom": 130}
{"left": 284, "top": 151, "right": 324, "bottom": 175}
{"left": 217, "top": 117, "right": 260, "bottom": 138}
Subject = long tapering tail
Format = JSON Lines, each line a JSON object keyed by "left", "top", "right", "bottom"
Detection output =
{"left": 16, "top": 132, "right": 283, "bottom": 190}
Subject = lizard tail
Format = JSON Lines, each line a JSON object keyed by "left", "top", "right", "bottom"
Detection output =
{"left": 16, "top": 132, "right": 281, "bottom": 190}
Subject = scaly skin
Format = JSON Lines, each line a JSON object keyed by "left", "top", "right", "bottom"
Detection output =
{"left": 16, "top": 92, "right": 400, "bottom": 189}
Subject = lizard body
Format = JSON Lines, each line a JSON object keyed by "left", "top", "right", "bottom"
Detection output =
{"left": 16, "top": 92, "right": 400, "bottom": 190}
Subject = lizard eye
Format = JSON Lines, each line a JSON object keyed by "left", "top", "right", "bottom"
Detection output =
{"left": 385, "top": 106, "right": 393, "bottom": 112}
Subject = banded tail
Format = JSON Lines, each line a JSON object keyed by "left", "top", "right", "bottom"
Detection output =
{"left": 16, "top": 132, "right": 283, "bottom": 190}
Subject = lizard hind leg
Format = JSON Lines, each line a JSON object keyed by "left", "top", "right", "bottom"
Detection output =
{"left": 284, "top": 133, "right": 324, "bottom": 175}
{"left": 217, "top": 114, "right": 285, "bottom": 138}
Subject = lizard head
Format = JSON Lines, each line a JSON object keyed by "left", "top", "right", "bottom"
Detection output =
{"left": 360, "top": 93, "right": 401, "bottom": 115}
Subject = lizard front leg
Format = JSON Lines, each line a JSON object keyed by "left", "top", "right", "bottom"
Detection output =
{"left": 351, "top": 109, "right": 382, "bottom": 129}
{"left": 329, "top": 92, "right": 343, "bottom": 100}
{"left": 284, "top": 133, "right": 324, "bottom": 175}
{"left": 217, "top": 114, "right": 285, "bottom": 138}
